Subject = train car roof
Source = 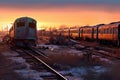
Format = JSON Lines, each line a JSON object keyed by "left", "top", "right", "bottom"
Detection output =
{"left": 110, "top": 21, "right": 120, "bottom": 24}
{"left": 83, "top": 26, "right": 93, "bottom": 28}
{"left": 70, "top": 27, "right": 79, "bottom": 29}
{"left": 15, "top": 17, "right": 36, "bottom": 22}
{"left": 99, "top": 22, "right": 120, "bottom": 29}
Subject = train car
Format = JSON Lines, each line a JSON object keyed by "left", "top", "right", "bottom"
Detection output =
{"left": 82, "top": 26, "right": 93, "bottom": 41}
{"left": 93, "top": 24, "right": 105, "bottom": 41}
{"left": 9, "top": 17, "right": 37, "bottom": 47}
{"left": 98, "top": 22, "right": 120, "bottom": 46}
{"left": 79, "top": 26, "right": 85, "bottom": 40}
{"left": 69, "top": 27, "right": 79, "bottom": 40}
{"left": 62, "top": 28, "right": 70, "bottom": 38}
{"left": 37, "top": 29, "right": 51, "bottom": 40}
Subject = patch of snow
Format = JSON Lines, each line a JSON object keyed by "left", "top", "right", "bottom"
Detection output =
{"left": 70, "top": 67, "right": 87, "bottom": 76}
{"left": 39, "top": 72, "right": 54, "bottom": 76}
{"left": 64, "top": 66, "right": 108, "bottom": 80}
{"left": 92, "top": 66, "right": 107, "bottom": 73}
{"left": 66, "top": 76, "right": 83, "bottom": 80}
{"left": 100, "top": 58, "right": 113, "bottom": 64}
{"left": 68, "top": 49, "right": 83, "bottom": 55}
{"left": 92, "top": 55, "right": 113, "bottom": 64}
{"left": 2, "top": 49, "right": 44, "bottom": 80}
{"left": 70, "top": 39, "right": 80, "bottom": 44}
{"left": 38, "top": 44, "right": 60, "bottom": 51}
{"left": 9, "top": 57, "right": 26, "bottom": 63}
{"left": 15, "top": 69, "right": 43, "bottom": 80}
{"left": 13, "top": 63, "right": 30, "bottom": 70}
{"left": 98, "top": 50, "right": 109, "bottom": 54}
{"left": 2, "top": 51, "right": 19, "bottom": 57}
{"left": 9, "top": 57, "right": 31, "bottom": 69}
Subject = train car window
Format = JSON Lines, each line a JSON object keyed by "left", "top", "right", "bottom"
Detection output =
{"left": 94, "top": 29, "right": 96, "bottom": 33}
{"left": 98, "top": 30, "right": 100, "bottom": 33}
{"left": 17, "top": 22, "right": 25, "bottom": 27}
{"left": 105, "top": 29, "right": 106, "bottom": 34}
{"left": 114, "top": 28, "right": 116, "bottom": 33}
{"left": 102, "top": 29, "right": 105, "bottom": 34}
{"left": 101, "top": 30, "right": 102, "bottom": 34}
{"left": 100, "top": 30, "right": 102, "bottom": 34}
{"left": 115, "top": 28, "right": 117, "bottom": 33}
{"left": 106, "top": 29, "right": 108, "bottom": 34}
{"left": 29, "top": 22, "right": 36, "bottom": 28}
{"left": 107, "top": 29, "right": 109, "bottom": 34}
{"left": 109, "top": 29, "right": 110, "bottom": 34}
{"left": 103, "top": 29, "right": 105, "bottom": 34}
{"left": 110, "top": 28, "right": 112, "bottom": 34}
{"left": 116, "top": 28, "right": 118, "bottom": 33}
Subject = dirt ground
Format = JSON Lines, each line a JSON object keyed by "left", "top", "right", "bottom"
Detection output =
{"left": 0, "top": 44, "right": 25, "bottom": 80}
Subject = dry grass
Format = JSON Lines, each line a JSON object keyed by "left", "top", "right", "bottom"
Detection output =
{"left": 40, "top": 52, "right": 82, "bottom": 67}
{"left": 41, "top": 51, "right": 109, "bottom": 67}
{"left": 47, "top": 53, "right": 83, "bottom": 67}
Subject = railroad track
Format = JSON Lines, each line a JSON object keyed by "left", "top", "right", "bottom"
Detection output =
{"left": 13, "top": 47, "right": 68, "bottom": 80}
{"left": 70, "top": 39, "right": 120, "bottom": 60}
{"left": 74, "top": 44, "right": 120, "bottom": 61}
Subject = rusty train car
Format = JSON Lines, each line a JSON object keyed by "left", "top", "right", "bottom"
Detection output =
{"left": 9, "top": 17, "right": 37, "bottom": 47}
{"left": 60, "top": 21, "right": 120, "bottom": 46}
{"left": 98, "top": 22, "right": 120, "bottom": 46}
{"left": 81, "top": 26, "right": 93, "bottom": 41}
{"left": 69, "top": 27, "right": 79, "bottom": 39}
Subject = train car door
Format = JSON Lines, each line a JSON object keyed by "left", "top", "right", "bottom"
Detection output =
{"left": 118, "top": 24, "right": 120, "bottom": 46}
{"left": 81, "top": 28, "right": 83, "bottom": 39}
{"left": 96, "top": 26, "right": 99, "bottom": 41}
{"left": 78, "top": 28, "right": 80, "bottom": 39}
{"left": 92, "top": 28, "right": 94, "bottom": 40}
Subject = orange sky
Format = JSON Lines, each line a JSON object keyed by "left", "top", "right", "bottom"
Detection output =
{"left": 0, "top": 5, "right": 120, "bottom": 30}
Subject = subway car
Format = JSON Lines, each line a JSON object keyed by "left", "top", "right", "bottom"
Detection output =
{"left": 93, "top": 24, "right": 105, "bottom": 41}
{"left": 81, "top": 26, "right": 93, "bottom": 41}
{"left": 98, "top": 22, "right": 120, "bottom": 46}
{"left": 62, "top": 28, "right": 70, "bottom": 38}
{"left": 9, "top": 17, "right": 37, "bottom": 47}
{"left": 69, "top": 27, "right": 79, "bottom": 40}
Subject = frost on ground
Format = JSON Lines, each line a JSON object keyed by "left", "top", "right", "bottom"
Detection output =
{"left": 38, "top": 44, "right": 60, "bottom": 50}
{"left": 39, "top": 72, "right": 56, "bottom": 76}
{"left": 66, "top": 76, "right": 83, "bottom": 80}
{"left": 37, "top": 44, "right": 115, "bottom": 80}
{"left": 1, "top": 42, "right": 118, "bottom": 80}
{"left": 2, "top": 51, "right": 19, "bottom": 57}
{"left": 15, "top": 69, "right": 43, "bottom": 80}
{"left": 67, "top": 49, "right": 84, "bottom": 56}
{"left": 2, "top": 51, "right": 44, "bottom": 80}
{"left": 60, "top": 66, "right": 107, "bottom": 80}
{"left": 92, "top": 55, "right": 113, "bottom": 64}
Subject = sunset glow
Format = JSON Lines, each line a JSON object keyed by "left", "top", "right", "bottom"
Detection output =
{"left": 0, "top": 1, "right": 120, "bottom": 30}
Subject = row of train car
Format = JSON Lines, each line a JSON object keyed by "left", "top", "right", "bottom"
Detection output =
{"left": 8, "top": 17, "right": 37, "bottom": 47}
{"left": 7, "top": 16, "right": 120, "bottom": 47}
{"left": 51, "top": 21, "right": 120, "bottom": 46}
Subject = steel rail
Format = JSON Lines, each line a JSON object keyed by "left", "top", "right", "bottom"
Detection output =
{"left": 83, "top": 48, "right": 120, "bottom": 60}
{"left": 22, "top": 49, "right": 68, "bottom": 80}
